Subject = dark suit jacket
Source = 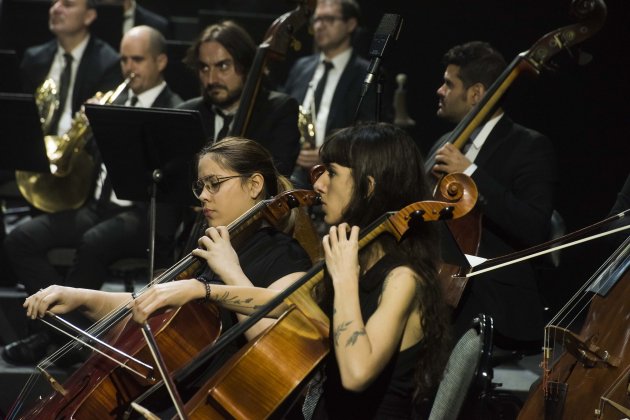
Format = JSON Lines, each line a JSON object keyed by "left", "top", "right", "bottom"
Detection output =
{"left": 112, "top": 84, "right": 183, "bottom": 108}
{"left": 135, "top": 5, "right": 170, "bottom": 38}
{"left": 20, "top": 35, "right": 122, "bottom": 114}
{"left": 177, "top": 90, "right": 300, "bottom": 177}
{"left": 433, "top": 116, "right": 558, "bottom": 343}
{"left": 283, "top": 52, "right": 378, "bottom": 136}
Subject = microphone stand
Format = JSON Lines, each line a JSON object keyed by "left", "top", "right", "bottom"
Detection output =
{"left": 147, "top": 168, "right": 162, "bottom": 283}
{"left": 353, "top": 66, "right": 384, "bottom": 123}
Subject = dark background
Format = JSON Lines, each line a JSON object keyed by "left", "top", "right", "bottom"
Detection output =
{"left": 1, "top": 0, "right": 628, "bottom": 308}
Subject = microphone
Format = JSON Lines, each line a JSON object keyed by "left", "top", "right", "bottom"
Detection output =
{"left": 361, "top": 14, "right": 403, "bottom": 97}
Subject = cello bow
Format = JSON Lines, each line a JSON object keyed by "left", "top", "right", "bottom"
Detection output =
{"left": 6, "top": 190, "right": 319, "bottom": 420}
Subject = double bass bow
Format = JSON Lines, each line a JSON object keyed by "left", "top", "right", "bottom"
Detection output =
{"left": 6, "top": 189, "right": 320, "bottom": 420}
{"left": 171, "top": 173, "right": 478, "bottom": 419}
{"left": 430, "top": 0, "right": 607, "bottom": 309}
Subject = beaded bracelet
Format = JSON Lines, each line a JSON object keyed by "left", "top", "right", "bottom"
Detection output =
{"left": 196, "top": 278, "right": 211, "bottom": 303}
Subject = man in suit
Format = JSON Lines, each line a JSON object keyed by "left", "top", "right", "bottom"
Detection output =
{"left": 2, "top": 25, "right": 183, "bottom": 366}
{"left": 282, "top": 0, "right": 377, "bottom": 187}
{"left": 20, "top": 0, "right": 121, "bottom": 136}
{"left": 430, "top": 41, "right": 558, "bottom": 348}
{"left": 178, "top": 21, "right": 300, "bottom": 177}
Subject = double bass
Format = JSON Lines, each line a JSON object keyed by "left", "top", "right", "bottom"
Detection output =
{"left": 429, "top": 0, "right": 608, "bottom": 309}
{"left": 518, "top": 235, "right": 630, "bottom": 419}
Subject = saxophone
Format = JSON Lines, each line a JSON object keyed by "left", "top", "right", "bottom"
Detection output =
{"left": 16, "top": 75, "right": 134, "bottom": 213}
{"left": 297, "top": 104, "right": 316, "bottom": 150}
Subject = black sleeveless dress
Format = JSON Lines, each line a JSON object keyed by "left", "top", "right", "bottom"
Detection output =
{"left": 313, "top": 254, "right": 422, "bottom": 419}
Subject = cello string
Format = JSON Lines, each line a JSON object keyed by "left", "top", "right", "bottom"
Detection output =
{"left": 545, "top": 236, "right": 630, "bottom": 384}
{"left": 34, "top": 198, "right": 273, "bottom": 362}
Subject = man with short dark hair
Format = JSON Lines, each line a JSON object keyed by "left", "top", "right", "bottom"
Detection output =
{"left": 431, "top": 41, "right": 558, "bottom": 348}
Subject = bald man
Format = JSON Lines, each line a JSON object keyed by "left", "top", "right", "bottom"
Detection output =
{"left": 2, "top": 26, "right": 183, "bottom": 367}
{"left": 113, "top": 25, "right": 181, "bottom": 107}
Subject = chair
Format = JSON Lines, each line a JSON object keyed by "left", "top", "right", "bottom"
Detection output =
{"left": 429, "top": 314, "right": 494, "bottom": 420}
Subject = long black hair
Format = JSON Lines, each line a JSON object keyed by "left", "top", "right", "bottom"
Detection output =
{"left": 319, "top": 122, "right": 451, "bottom": 400}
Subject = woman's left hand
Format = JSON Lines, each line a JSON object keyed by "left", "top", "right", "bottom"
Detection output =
{"left": 131, "top": 279, "right": 203, "bottom": 324}
{"left": 323, "top": 223, "right": 360, "bottom": 287}
{"left": 192, "top": 226, "right": 241, "bottom": 282}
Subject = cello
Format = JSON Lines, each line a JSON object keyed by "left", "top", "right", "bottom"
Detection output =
{"left": 6, "top": 189, "right": 320, "bottom": 420}
{"left": 518, "top": 234, "right": 630, "bottom": 419}
{"left": 174, "top": 173, "right": 478, "bottom": 419}
{"left": 429, "top": 0, "right": 608, "bottom": 309}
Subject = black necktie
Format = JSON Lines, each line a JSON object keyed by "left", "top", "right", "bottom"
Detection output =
{"left": 215, "top": 109, "right": 234, "bottom": 141}
{"left": 129, "top": 95, "right": 139, "bottom": 107}
{"left": 313, "top": 60, "right": 333, "bottom": 113}
{"left": 48, "top": 52, "right": 73, "bottom": 135}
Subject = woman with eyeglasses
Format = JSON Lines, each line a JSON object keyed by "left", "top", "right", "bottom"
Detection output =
{"left": 22, "top": 137, "right": 313, "bottom": 342}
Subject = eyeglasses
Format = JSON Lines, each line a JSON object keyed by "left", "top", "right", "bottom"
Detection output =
{"left": 310, "top": 15, "right": 345, "bottom": 25}
{"left": 192, "top": 174, "right": 249, "bottom": 198}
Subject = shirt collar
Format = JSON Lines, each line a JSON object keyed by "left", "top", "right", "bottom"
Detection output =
{"left": 131, "top": 80, "right": 166, "bottom": 107}
{"left": 319, "top": 47, "right": 352, "bottom": 72}
{"left": 57, "top": 33, "right": 90, "bottom": 63}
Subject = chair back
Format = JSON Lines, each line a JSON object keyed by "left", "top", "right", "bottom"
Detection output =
{"left": 428, "top": 314, "right": 493, "bottom": 420}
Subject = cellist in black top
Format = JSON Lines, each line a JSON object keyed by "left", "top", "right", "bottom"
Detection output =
{"left": 430, "top": 41, "right": 558, "bottom": 347}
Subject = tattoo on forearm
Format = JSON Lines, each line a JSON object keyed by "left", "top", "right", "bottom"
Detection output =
{"left": 216, "top": 291, "right": 256, "bottom": 309}
{"left": 333, "top": 320, "right": 352, "bottom": 347}
{"left": 346, "top": 328, "right": 366, "bottom": 347}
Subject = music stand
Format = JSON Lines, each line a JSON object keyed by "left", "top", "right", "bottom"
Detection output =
{"left": 84, "top": 104, "right": 207, "bottom": 280}
{"left": 0, "top": 50, "right": 22, "bottom": 93}
{"left": 0, "top": 93, "right": 49, "bottom": 173}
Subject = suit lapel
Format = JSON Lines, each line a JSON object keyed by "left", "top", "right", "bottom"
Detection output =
{"left": 152, "top": 85, "right": 170, "bottom": 107}
{"left": 33, "top": 41, "right": 57, "bottom": 91}
{"left": 296, "top": 57, "right": 319, "bottom": 103}
{"left": 73, "top": 36, "right": 96, "bottom": 113}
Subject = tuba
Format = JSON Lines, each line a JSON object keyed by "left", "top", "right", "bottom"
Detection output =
{"left": 16, "top": 76, "right": 133, "bottom": 213}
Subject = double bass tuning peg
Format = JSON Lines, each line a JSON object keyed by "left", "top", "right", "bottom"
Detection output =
{"left": 290, "top": 37, "right": 302, "bottom": 52}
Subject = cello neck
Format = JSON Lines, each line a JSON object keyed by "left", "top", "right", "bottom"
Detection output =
{"left": 424, "top": 55, "right": 536, "bottom": 175}
{"left": 229, "top": 45, "right": 268, "bottom": 137}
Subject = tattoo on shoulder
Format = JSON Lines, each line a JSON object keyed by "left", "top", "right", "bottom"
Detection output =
{"left": 333, "top": 320, "right": 352, "bottom": 347}
{"left": 346, "top": 328, "right": 366, "bottom": 347}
